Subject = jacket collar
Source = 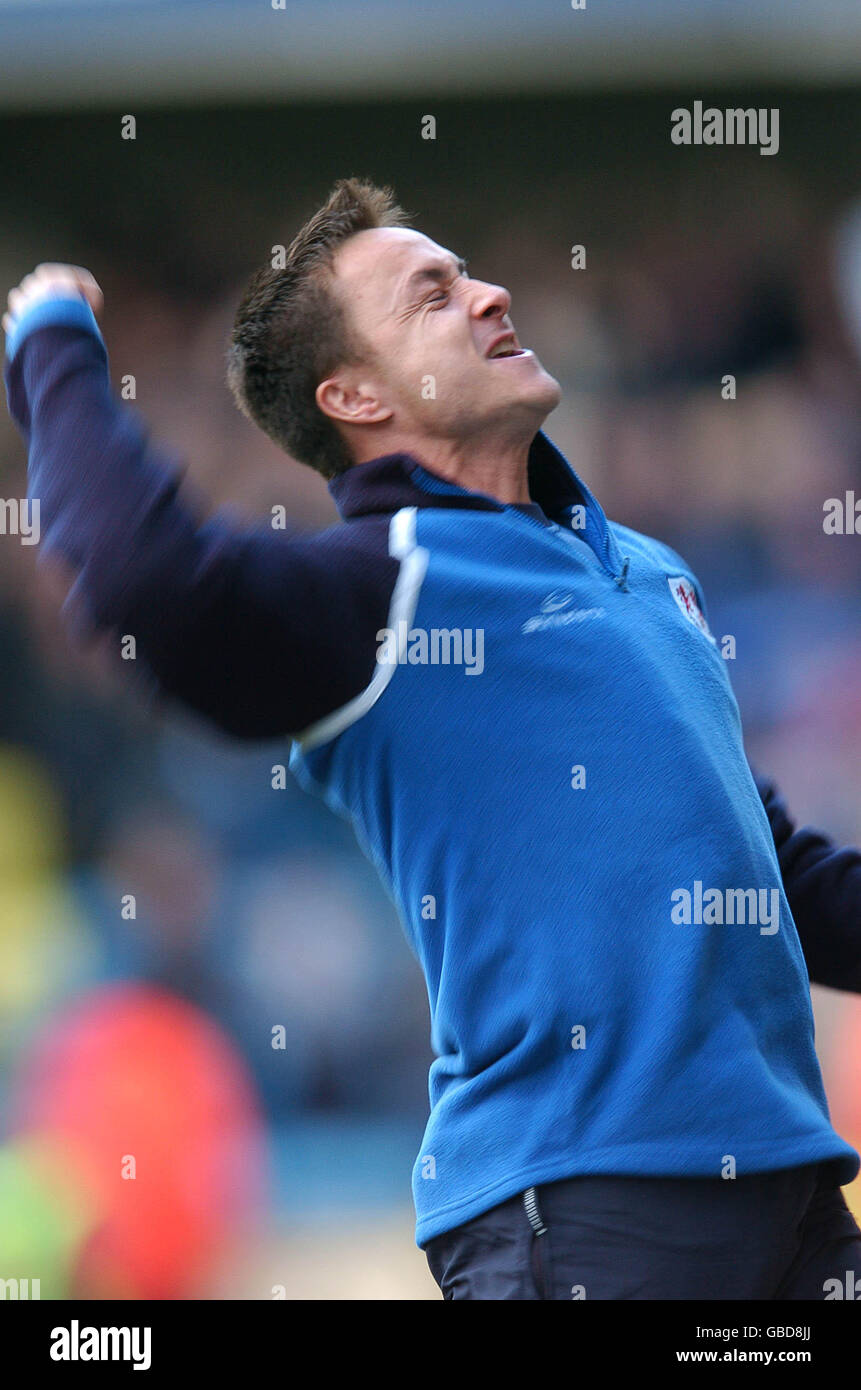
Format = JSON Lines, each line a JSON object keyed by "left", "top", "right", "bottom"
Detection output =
{"left": 329, "top": 429, "right": 595, "bottom": 523}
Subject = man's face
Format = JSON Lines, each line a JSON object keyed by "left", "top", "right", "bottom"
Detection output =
{"left": 326, "top": 226, "right": 561, "bottom": 447}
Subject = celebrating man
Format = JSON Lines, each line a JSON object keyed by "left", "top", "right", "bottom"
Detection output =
{"left": 5, "top": 178, "right": 861, "bottom": 1299}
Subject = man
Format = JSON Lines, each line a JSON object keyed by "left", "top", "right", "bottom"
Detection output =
{"left": 5, "top": 178, "right": 861, "bottom": 1300}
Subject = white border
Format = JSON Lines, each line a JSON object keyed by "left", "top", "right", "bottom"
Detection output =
{"left": 294, "top": 507, "right": 429, "bottom": 752}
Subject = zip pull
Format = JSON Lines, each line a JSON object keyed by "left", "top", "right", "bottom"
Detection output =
{"left": 614, "top": 556, "right": 631, "bottom": 592}
{"left": 523, "top": 1186, "right": 547, "bottom": 1236}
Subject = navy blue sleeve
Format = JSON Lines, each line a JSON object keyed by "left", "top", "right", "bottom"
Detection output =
{"left": 4, "top": 304, "right": 397, "bottom": 739}
{"left": 754, "top": 770, "right": 861, "bottom": 993}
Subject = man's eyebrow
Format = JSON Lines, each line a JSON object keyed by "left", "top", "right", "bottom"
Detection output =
{"left": 399, "top": 255, "right": 469, "bottom": 302}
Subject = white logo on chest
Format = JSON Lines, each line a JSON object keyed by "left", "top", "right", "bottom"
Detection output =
{"left": 523, "top": 591, "right": 606, "bottom": 634}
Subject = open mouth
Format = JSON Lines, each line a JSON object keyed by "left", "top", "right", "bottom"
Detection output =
{"left": 486, "top": 345, "right": 529, "bottom": 360}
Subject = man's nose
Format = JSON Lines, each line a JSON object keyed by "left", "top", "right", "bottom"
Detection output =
{"left": 470, "top": 279, "right": 511, "bottom": 319}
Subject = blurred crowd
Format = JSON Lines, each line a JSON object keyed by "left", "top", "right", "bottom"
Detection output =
{"left": 0, "top": 97, "right": 860, "bottom": 1297}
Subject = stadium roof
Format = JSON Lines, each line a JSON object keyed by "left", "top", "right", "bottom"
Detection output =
{"left": 1, "top": 0, "right": 860, "bottom": 111}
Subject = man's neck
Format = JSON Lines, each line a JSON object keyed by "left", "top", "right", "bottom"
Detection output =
{"left": 358, "top": 433, "right": 534, "bottom": 505}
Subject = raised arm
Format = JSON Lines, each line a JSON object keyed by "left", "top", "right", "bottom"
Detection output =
{"left": 3, "top": 266, "right": 396, "bottom": 739}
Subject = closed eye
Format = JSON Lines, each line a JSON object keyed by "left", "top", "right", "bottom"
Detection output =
{"left": 428, "top": 271, "right": 467, "bottom": 306}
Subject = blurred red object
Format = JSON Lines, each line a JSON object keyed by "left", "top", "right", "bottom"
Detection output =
{"left": 828, "top": 1003, "right": 861, "bottom": 1138}
{"left": 13, "top": 983, "right": 265, "bottom": 1298}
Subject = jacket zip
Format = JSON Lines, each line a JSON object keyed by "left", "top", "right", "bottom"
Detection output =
{"left": 508, "top": 502, "right": 631, "bottom": 589}
{"left": 407, "top": 452, "right": 630, "bottom": 587}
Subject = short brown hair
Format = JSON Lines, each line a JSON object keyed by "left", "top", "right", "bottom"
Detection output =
{"left": 227, "top": 177, "right": 410, "bottom": 479}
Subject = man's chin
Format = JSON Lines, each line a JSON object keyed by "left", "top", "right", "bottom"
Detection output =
{"left": 540, "top": 371, "right": 563, "bottom": 408}
{"left": 525, "top": 365, "right": 563, "bottom": 413}
{"left": 493, "top": 370, "right": 561, "bottom": 427}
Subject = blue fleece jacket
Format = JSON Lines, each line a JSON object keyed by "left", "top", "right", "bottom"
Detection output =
{"left": 5, "top": 296, "right": 860, "bottom": 1247}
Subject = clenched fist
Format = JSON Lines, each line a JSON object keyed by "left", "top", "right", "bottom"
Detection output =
{"left": 3, "top": 262, "right": 103, "bottom": 337}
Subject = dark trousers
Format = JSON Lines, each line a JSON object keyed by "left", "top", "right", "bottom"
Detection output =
{"left": 424, "top": 1162, "right": 861, "bottom": 1299}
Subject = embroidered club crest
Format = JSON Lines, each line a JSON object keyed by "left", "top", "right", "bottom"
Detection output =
{"left": 667, "top": 576, "right": 715, "bottom": 643}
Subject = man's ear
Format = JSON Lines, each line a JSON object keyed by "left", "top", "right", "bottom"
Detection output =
{"left": 316, "top": 372, "right": 393, "bottom": 427}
